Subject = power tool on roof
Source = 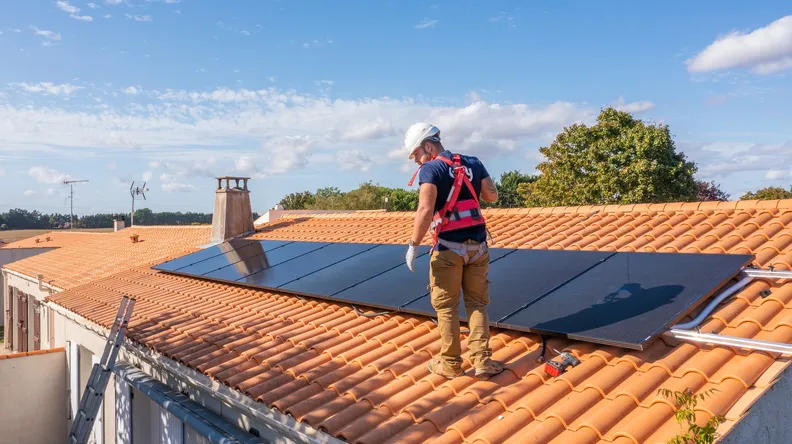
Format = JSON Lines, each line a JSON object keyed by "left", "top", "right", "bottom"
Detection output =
{"left": 543, "top": 349, "right": 580, "bottom": 377}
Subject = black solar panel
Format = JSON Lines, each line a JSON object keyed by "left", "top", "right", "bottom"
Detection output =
{"left": 208, "top": 241, "right": 331, "bottom": 282}
{"left": 152, "top": 239, "right": 754, "bottom": 351}
{"left": 236, "top": 242, "right": 378, "bottom": 289}
{"left": 152, "top": 239, "right": 272, "bottom": 272}
{"left": 281, "top": 244, "right": 432, "bottom": 297}
{"left": 498, "top": 251, "right": 754, "bottom": 350}
{"left": 400, "top": 249, "right": 613, "bottom": 322}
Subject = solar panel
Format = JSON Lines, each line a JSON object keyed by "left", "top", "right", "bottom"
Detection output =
{"left": 400, "top": 249, "right": 614, "bottom": 322}
{"left": 329, "top": 247, "right": 515, "bottom": 310}
{"left": 207, "top": 241, "right": 331, "bottom": 282}
{"left": 175, "top": 240, "right": 287, "bottom": 276}
{"left": 152, "top": 239, "right": 754, "bottom": 351}
{"left": 152, "top": 239, "right": 268, "bottom": 272}
{"left": 235, "top": 242, "right": 379, "bottom": 289}
{"left": 498, "top": 251, "right": 754, "bottom": 350}
{"left": 280, "top": 244, "right": 432, "bottom": 297}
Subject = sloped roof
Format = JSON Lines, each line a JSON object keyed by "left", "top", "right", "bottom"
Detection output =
{"left": 0, "top": 231, "right": 104, "bottom": 249}
{"left": 45, "top": 200, "right": 792, "bottom": 444}
{"left": 4, "top": 226, "right": 211, "bottom": 289}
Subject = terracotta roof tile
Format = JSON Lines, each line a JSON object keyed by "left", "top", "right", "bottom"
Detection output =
{"left": 43, "top": 199, "right": 792, "bottom": 443}
{"left": 5, "top": 226, "right": 210, "bottom": 289}
{"left": 0, "top": 231, "right": 103, "bottom": 249}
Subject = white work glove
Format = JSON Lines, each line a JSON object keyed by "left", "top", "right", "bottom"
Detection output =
{"left": 406, "top": 242, "right": 417, "bottom": 272}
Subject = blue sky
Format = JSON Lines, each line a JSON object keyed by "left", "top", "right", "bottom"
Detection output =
{"left": 1, "top": 1, "right": 791, "bottom": 215}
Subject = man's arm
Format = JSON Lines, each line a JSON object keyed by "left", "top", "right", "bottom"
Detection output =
{"left": 410, "top": 182, "right": 437, "bottom": 244}
{"left": 480, "top": 176, "right": 498, "bottom": 203}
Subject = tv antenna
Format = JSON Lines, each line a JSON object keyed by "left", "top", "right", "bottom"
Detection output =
{"left": 130, "top": 181, "right": 149, "bottom": 226}
{"left": 63, "top": 179, "right": 89, "bottom": 230}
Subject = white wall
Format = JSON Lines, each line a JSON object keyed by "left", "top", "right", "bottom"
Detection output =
{"left": 0, "top": 349, "right": 68, "bottom": 444}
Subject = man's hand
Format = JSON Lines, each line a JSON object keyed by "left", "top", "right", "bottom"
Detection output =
{"left": 406, "top": 242, "right": 418, "bottom": 271}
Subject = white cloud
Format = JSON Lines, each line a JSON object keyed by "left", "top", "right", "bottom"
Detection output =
{"left": 687, "top": 16, "right": 792, "bottom": 75}
{"left": 46, "top": 188, "right": 58, "bottom": 195}
{"left": 29, "top": 166, "right": 72, "bottom": 184}
{"left": 88, "top": 2, "right": 99, "bottom": 8}
{"left": 104, "top": 0, "right": 123, "bottom": 4}
{"left": 11, "top": 82, "right": 83, "bottom": 96}
{"left": 30, "top": 27, "right": 62, "bottom": 45}
{"left": 611, "top": 97, "right": 656, "bottom": 113}
{"left": 125, "top": 14, "right": 153, "bottom": 22}
{"left": 0, "top": 84, "right": 598, "bottom": 175}
{"left": 103, "top": 14, "right": 112, "bottom": 19}
{"left": 56, "top": 1, "right": 93, "bottom": 21}
{"left": 0, "top": 168, "right": 4, "bottom": 176}
{"left": 766, "top": 169, "right": 790, "bottom": 180}
{"left": 107, "top": 162, "right": 117, "bottom": 170}
{"left": 23, "top": 190, "right": 38, "bottom": 197}
{"left": 122, "top": 86, "right": 139, "bottom": 95}
{"left": 681, "top": 140, "right": 792, "bottom": 180}
{"left": 142, "top": 171, "right": 153, "bottom": 181}
{"left": 415, "top": 18, "right": 438, "bottom": 29}
{"left": 160, "top": 173, "right": 196, "bottom": 192}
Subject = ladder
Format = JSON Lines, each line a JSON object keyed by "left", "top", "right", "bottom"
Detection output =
{"left": 68, "top": 295, "right": 136, "bottom": 444}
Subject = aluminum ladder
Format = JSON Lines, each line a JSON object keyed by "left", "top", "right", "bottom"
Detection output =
{"left": 68, "top": 295, "right": 136, "bottom": 444}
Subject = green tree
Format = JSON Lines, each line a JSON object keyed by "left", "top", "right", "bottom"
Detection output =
{"left": 386, "top": 188, "right": 419, "bottom": 211}
{"left": 740, "top": 186, "right": 792, "bottom": 200}
{"left": 696, "top": 180, "right": 730, "bottom": 202}
{"left": 492, "top": 170, "right": 538, "bottom": 208}
{"left": 278, "top": 191, "right": 315, "bottom": 210}
{"left": 527, "top": 107, "right": 698, "bottom": 207}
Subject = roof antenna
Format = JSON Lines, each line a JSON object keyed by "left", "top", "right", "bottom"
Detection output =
{"left": 63, "top": 179, "right": 89, "bottom": 230}
{"left": 130, "top": 181, "right": 149, "bottom": 227}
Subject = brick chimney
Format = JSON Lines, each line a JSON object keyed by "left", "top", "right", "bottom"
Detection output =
{"left": 211, "top": 176, "right": 254, "bottom": 243}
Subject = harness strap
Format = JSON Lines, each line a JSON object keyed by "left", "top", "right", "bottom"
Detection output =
{"left": 436, "top": 239, "right": 488, "bottom": 265}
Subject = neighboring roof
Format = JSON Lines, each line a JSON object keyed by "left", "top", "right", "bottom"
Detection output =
{"left": 4, "top": 226, "right": 211, "bottom": 289}
{"left": 0, "top": 231, "right": 103, "bottom": 249}
{"left": 0, "top": 347, "right": 65, "bottom": 361}
{"left": 46, "top": 200, "right": 792, "bottom": 444}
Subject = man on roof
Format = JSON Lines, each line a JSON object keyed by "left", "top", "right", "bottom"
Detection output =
{"left": 404, "top": 122, "right": 504, "bottom": 379}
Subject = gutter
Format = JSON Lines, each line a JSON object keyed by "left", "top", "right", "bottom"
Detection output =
{"left": 115, "top": 363, "right": 266, "bottom": 444}
{"left": 46, "top": 301, "right": 342, "bottom": 444}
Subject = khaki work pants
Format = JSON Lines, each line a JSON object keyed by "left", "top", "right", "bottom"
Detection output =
{"left": 429, "top": 240, "right": 492, "bottom": 370}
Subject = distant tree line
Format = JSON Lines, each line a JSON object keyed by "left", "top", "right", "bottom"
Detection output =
{"left": 0, "top": 208, "right": 260, "bottom": 230}
{"left": 276, "top": 108, "right": 788, "bottom": 211}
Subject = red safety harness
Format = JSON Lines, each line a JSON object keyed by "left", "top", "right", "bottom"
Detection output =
{"left": 408, "top": 153, "right": 486, "bottom": 247}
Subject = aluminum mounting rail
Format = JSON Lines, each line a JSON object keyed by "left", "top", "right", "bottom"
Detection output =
{"left": 742, "top": 268, "right": 792, "bottom": 280}
{"left": 666, "top": 329, "right": 792, "bottom": 355}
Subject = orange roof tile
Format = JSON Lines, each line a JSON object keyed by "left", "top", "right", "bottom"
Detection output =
{"left": 5, "top": 226, "right": 211, "bottom": 289}
{"left": 0, "top": 347, "right": 66, "bottom": 360}
{"left": 0, "top": 231, "right": 104, "bottom": 249}
{"left": 45, "top": 200, "right": 792, "bottom": 444}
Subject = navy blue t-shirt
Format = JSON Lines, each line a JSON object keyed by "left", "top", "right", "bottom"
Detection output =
{"left": 418, "top": 150, "right": 489, "bottom": 246}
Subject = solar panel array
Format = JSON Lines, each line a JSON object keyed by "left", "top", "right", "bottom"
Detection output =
{"left": 152, "top": 240, "right": 754, "bottom": 350}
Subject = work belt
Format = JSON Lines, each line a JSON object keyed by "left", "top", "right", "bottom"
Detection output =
{"left": 436, "top": 238, "right": 489, "bottom": 265}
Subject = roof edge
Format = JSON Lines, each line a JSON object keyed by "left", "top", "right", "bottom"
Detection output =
{"left": 264, "top": 198, "right": 792, "bottom": 221}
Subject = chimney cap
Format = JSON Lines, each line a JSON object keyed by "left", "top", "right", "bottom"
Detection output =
{"left": 215, "top": 176, "right": 250, "bottom": 191}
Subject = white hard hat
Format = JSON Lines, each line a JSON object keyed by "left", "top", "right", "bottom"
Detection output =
{"left": 404, "top": 122, "right": 440, "bottom": 159}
